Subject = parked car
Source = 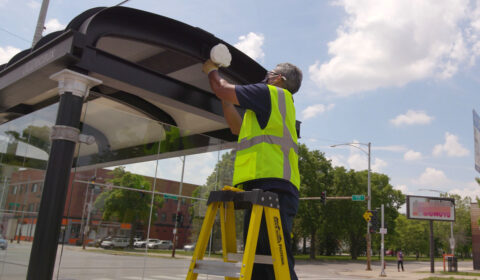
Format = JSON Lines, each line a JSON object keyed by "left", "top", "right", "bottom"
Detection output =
{"left": 100, "top": 237, "right": 129, "bottom": 249}
{"left": 135, "top": 238, "right": 160, "bottom": 248}
{"left": 87, "top": 236, "right": 107, "bottom": 247}
{"left": 183, "top": 243, "right": 195, "bottom": 252}
{"left": 147, "top": 240, "right": 173, "bottom": 250}
{"left": 0, "top": 235, "right": 7, "bottom": 250}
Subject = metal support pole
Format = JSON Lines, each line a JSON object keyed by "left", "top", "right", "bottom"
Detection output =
{"left": 366, "top": 142, "right": 372, "bottom": 271}
{"left": 26, "top": 70, "right": 100, "bottom": 280}
{"left": 380, "top": 204, "right": 386, "bottom": 277}
{"left": 32, "top": 0, "right": 50, "bottom": 47}
{"left": 172, "top": 155, "right": 186, "bottom": 258}
{"left": 450, "top": 222, "right": 455, "bottom": 254}
{"left": 430, "top": 220, "right": 434, "bottom": 273}
{"left": 82, "top": 181, "right": 95, "bottom": 249}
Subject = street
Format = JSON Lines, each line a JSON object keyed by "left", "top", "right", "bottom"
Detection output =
{"left": 0, "top": 243, "right": 475, "bottom": 280}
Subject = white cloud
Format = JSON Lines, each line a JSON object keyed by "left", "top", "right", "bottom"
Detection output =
{"left": 404, "top": 149, "right": 422, "bottom": 161}
{"left": 309, "top": 0, "right": 479, "bottom": 96}
{"left": 234, "top": 32, "right": 265, "bottom": 61}
{"left": 117, "top": 152, "right": 217, "bottom": 188}
{"left": 413, "top": 167, "right": 451, "bottom": 188}
{"left": 450, "top": 181, "right": 480, "bottom": 200}
{"left": 301, "top": 103, "right": 334, "bottom": 120}
{"left": 327, "top": 154, "right": 346, "bottom": 168}
{"left": 27, "top": 0, "right": 40, "bottom": 9}
{"left": 371, "top": 158, "right": 387, "bottom": 172}
{"left": 390, "top": 110, "right": 434, "bottom": 126}
{"left": 395, "top": 184, "right": 410, "bottom": 194}
{"left": 374, "top": 145, "right": 407, "bottom": 152}
{"left": 0, "top": 0, "right": 8, "bottom": 7}
{"left": 433, "top": 132, "right": 469, "bottom": 157}
{"left": 347, "top": 152, "right": 387, "bottom": 172}
{"left": 44, "top": 18, "right": 66, "bottom": 35}
{"left": 0, "top": 46, "right": 21, "bottom": 64}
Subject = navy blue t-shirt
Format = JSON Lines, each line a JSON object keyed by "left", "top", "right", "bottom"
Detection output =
{"left": 235, "top": 83, "right": 299, "bottom": 198}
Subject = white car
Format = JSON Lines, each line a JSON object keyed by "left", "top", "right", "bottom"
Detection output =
{"left": 100, "top": 237, "right": 129, "bottom": 249}
{"left": 135, "top": 238, "right": 160, "bottom": 248}
{"left": 147, "top": 240, "right": 173, "bottom": 250}
{"left": 183, "top": 243, "right": 195, "bottom": 252}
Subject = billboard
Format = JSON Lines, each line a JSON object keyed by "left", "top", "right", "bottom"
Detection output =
{"left": 406, "top": 195, "right": 455, "bottom": 221}
{"left": 474, "top": 110, "right": 480, "bottom": 173}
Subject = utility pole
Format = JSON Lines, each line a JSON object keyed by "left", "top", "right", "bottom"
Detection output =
{"left": 172, "top": 156, "right": 186, "bottom": 258}
{"left": 32, "top": 0, "right": 50, "bottom": 47}
{"left": 366, "top": 142, "right": 371, "bottom": 271}
{"left": 380, "top": 204, "right": 386, "bottom": 277}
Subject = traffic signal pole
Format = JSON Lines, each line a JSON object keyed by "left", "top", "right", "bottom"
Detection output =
{"left": 380, "top": 204, "right": 386, "bottom": 277}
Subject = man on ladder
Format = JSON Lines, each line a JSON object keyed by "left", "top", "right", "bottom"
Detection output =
{"left": 202, "top": 53, "right": 302, "bottom": 279}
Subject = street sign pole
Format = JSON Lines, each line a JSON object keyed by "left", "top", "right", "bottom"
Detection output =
{"left": 380, "top": 204, "right": 386, "bottom": 277}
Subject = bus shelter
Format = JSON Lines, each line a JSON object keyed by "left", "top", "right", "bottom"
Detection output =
{"left": 0, "top": 6, "right": 266, "bottom": 280}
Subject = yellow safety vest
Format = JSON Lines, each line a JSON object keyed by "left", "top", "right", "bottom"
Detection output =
{"left": 232, "top": 85, "right": 300, "bottom": 189}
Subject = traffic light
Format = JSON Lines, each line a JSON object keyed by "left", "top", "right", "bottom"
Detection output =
{"left": 176, "top": 213, "right": 183, "bottom": 224}
{"left": 369, "top": 210, "right": 379, "bottom": 233}
{"left": 320, "top": 191, "right": 326, "bottom": 205}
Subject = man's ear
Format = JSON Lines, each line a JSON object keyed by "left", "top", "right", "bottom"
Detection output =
{"left": 272, "top": 75, "right": 284, "bottom": 87}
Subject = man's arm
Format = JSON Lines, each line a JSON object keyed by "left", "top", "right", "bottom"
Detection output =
{"left": 207, "top": 71, "right": 239, "bottom": 105}
{"left": 221, "top": 101, "right": 242, "bottom": 135}
{"left": 206, "top": 70, "right": 242, "bottom": 135}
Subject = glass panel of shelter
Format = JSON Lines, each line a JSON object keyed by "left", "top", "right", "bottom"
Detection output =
{"left": 55, "top": 94, "right": 235, "bottom": 279}
{"left": 0, "top": 103, "right": 57, "bottom": 279}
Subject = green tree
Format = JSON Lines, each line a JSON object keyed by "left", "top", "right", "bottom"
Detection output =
{"left": 327, "top": 167, "right": 365, "bottom": 259}
{"left": 436, "top": 194, "right": 471, "bottom": 258}
{"left": 296, "top": 144, "right": 334, "bottom": 259}
{"left": 368, "top": 172, "right": 405, "bottom": 256}
{"left": 391, "top": 214, "right": 429, "bottom": 258}
{"left": 190, "top": 151, "right": 236, "bottom": 251}
{"left": 94, "top": 167, "right": 163, "bottom": 247}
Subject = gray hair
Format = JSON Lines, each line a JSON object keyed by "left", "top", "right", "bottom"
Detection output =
{"left": 274, "top": 63, "right": 303, "bottom": 94}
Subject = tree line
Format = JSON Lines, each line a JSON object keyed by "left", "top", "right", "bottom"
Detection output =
{"left": 95, "top": 145, "right": 473, "bottom": 258}
{"left": 193, "top": 144, "right": 473, "bottom": 259}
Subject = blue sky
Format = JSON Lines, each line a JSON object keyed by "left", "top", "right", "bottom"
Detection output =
{"left": 1, "top": 0, "right": 480, "bottom": 201}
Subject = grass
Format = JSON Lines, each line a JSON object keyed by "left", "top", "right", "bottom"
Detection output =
{"left": 421, "top": 277, "right": 472, "bottom": 280}
{"left": 293, "top": 254, "right": 458, "bottom": 262}
{"left": 438, "top": 271, "right": 480, "bottom": 277}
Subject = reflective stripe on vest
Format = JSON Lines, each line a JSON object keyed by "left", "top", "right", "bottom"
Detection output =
{"left": 233, "top": 86, "right": 299, "bottom": 187}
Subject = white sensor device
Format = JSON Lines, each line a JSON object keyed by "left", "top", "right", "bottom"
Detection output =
{"left": 210, "top": 43, "right": 232, "bottom": 67}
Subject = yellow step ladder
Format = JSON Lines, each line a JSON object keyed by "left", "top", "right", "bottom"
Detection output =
{"left": 186, "top": 187, "right": 291, "bottom": 280}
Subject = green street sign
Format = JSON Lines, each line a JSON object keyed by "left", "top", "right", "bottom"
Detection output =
{"left": 164, "top": 194, "right": 178, "bottom": 200}
{"left": 352, "top": 195, "right": 365, "bottom": 201}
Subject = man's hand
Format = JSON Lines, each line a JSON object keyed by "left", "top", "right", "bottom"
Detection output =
{"left": 202, "top": 59, "right": 219, "bottom": 74}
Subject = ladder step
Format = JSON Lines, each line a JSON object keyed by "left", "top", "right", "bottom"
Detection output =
{"left": 228, "top": 253, "right": 273, "bottom": 264}
{"left": 193, "top": 260, "right": 241, "bottom": 278}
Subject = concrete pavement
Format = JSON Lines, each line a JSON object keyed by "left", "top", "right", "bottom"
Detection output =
{"left": 337, "top": 260, "right": 477, "bottom": 280}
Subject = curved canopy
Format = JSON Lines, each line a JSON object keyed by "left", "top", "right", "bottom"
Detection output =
{"left": 0, "top": 6, "right": 270, "bottom": 168}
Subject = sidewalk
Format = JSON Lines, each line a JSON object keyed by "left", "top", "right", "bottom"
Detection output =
{"left": 340, "top": 261, "right": 478, "bottom": 280}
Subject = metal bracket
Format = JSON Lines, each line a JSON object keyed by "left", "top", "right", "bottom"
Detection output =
{"left": 206, "top": 189, "right": 280, "bottom": 209}
{"left": 50, "top": 125, "right": 96, "bottom": 144}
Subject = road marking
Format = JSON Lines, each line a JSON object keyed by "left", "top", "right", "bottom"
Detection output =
{"left": 123, "top": 277, "right": 159, "bottom": 280}
{"left": 150, "top": 276, "right": 184, "bottom": 280}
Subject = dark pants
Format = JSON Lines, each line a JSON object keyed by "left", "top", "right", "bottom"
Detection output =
{"left": 397, "top": 260, "right": 404, "bottom": 271}
{"left": 243, "top": 191, "right": 299, "bottom": 280}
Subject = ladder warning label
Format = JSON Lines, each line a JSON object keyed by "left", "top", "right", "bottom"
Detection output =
{"left": 274, "top": 216, "right": 285, "bottom": 265}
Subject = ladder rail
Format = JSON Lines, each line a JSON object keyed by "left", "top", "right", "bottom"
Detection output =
{"left": 186, "top": 190, "right": 291, "bottom": 280}
{"left": 186, "top": 201, "right": 220, "bottom": 280}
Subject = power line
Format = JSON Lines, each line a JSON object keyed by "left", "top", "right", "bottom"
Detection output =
{"left": 0, "top": 26, "right": 30, "bottom": 44}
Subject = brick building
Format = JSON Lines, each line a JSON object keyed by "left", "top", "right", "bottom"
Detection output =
{"left": 2, "top": 167, "right": 199, "bottom": 248}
